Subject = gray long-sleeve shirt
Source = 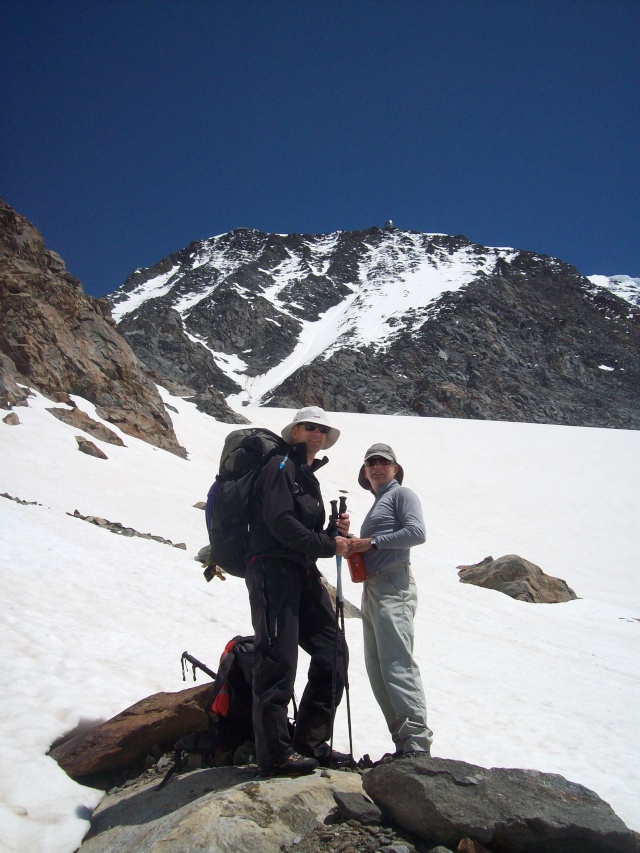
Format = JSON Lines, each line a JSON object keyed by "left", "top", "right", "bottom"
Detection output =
{"left": 359, "top": 479, "right": 426, "bottom": 577}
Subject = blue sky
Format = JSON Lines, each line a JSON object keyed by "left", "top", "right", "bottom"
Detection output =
{"left": 1, "top": 0, "right": 638, "bottom": 298}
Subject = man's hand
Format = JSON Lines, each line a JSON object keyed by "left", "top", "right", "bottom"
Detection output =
{"left": 336, "top": 513, "right": 350, "bottom": 536}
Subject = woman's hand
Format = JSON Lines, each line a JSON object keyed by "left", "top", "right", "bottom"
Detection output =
{"left": 346, "top": 537, "right": 373, "bottom": 554}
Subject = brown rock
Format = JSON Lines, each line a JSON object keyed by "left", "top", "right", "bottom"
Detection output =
{"left": 2, "top": 411, "right": 19, "bottom": 425}
{"left": 0, "top": 357, "right": 32, "bottom": 407}
{"left": 50, "top": 683, "right": 215, "bottom": 780}
{"left": 458, "top": 838, "right": 491, "bottom": 852}
{"left": 457, "top": 554, "right": 577, "bottom": 603}
{"left": 48, "top": 406, "right": 126, "bottom": 445}
{"left": 0, "top": 198, "right": 187, "bottom": 457}
{"left": 75, "top": 436, "right": 109, "bottom": 459}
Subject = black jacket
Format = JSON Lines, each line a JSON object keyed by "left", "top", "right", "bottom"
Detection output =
{"left": 247, "top": 442, "right": 337, "bottom": 568}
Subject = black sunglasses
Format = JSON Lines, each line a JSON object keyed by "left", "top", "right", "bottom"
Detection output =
{"left": 302, "top": 422, "right": 330, "bottom": 434}
{"left": 365, "top": 457, "right": 394, "bottom": 467}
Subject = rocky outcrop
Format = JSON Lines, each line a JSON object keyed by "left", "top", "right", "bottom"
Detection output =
{"left": 362, "top": 755, "right": 636, "bottom": 852}
{"left": 72, "top": 755, "right": 637, "bottom": 853}
{"left": 457, "top": 555, "right": 578, "bottom": 603}
{"left": 50, "top": 687, "right": 635, "bottom": 852}
{"left": 0, "top": 198, "right": 187, "bottom": 456}
{"left": 47, "top": 405, "right": 126, "bottom": 445}
{"left": 67, "top": 509, "right": 188, "bottom": 550}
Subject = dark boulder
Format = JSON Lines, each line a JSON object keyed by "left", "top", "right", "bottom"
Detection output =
{"left": 362, "top": 755, "right": 636, "bottom": 853}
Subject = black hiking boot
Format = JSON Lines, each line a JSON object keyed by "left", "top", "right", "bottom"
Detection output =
{"left": 315, "top": 747, "right": 355, "bottom": 769}
{"left": 258, "top": 751, "right": 319, "bottom": 778}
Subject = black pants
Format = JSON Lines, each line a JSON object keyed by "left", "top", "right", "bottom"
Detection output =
{"left": 245, "top": 556, "right": 348, "bottom": 768}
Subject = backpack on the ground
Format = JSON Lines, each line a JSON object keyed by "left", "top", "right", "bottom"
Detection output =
{"left": 157, "top": 636, "right": 256, "bottom": 789}
{"left": 205, "top": 428, "right": 289, "bottom": 578}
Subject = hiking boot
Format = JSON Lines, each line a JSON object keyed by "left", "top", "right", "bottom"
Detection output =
{"left": 402, "top": 749, "right": 431, "bottom": 759}
{"left": 258, "top": 751, "right": 319, "bottom": 778}
{"left": 315, "top": 748, "right": 355, "bottom": 769}
{"left": 373, "top": 751, "right": 402, "bottom": 766}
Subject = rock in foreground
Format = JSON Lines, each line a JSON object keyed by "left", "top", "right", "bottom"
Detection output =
{"left": 79, "top": 767, "right": 364, "bottom": 853}
{"left": 362, "top": 755, "right": 636, "bottom": 852}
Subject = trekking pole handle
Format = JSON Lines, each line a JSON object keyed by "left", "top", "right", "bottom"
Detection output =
{"left": 181, "top": 652, "right": 217, "bottom": 682}
{"left": 339, "top": 496, "right": 347, "bottom": 516}
{"left": 328, "top": 499, "right": 339, "bottom": 538}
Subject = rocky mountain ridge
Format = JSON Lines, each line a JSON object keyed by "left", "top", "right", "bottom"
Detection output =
{"left": 109, "top": 225, "right": 639, "bottom": 429}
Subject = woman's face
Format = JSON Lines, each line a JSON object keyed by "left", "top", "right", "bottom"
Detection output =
{"left": 364, "top": 456, "right": 399, "bottom": 491}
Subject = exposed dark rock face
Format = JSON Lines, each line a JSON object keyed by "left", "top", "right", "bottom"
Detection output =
{"left": 117, "top": 303, "right": 238, "bottom": 395}
{"left": 269, "top": 254, "right": 639, "bottom": 428}
{"left": 109, "top": 226, "right": 639, "bottom": 429}
{"left": 115, "top": 301, "right": 249, "bottom": 425}
{"left": 0, "top": 199, "right": 187, "bottom": 456}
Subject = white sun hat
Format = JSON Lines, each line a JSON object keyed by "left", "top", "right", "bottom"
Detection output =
{"left": 281, "top": 406, "right": 341, "bottom": 449}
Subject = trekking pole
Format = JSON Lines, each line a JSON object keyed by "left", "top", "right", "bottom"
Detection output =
{"left": 337, "top": 496, "right": 354, "bottom": 761}
{"left": 329, "top": 499, "right": 340, "bottom": 757}
{"left": 329, "top": 497, "right": 354, "bottom": 764}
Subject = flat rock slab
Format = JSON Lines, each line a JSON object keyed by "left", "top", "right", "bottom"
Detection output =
{"left": 79, "top": 767, "right": 365, "bottom": 853}
{"left": 50, "top": 683, "right": 214, "bottom": 779}
{"left": 362, "top": 756, "right": 635, "bottom": 853}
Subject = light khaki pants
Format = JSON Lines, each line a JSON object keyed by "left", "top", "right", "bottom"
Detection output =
{"left": 361, "top": 565, "right": 433, "bottom": 754}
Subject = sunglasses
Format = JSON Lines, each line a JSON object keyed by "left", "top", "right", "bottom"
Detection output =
{"left": 365, "top": 457, "right": 394, "bottom": 467}
{"left": 301, "top": 422, "right": 330, "bottom": 434}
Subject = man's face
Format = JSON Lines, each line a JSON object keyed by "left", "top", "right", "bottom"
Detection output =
{"left": 364, "top": 456, "right": 399, "bottom": 491}
{"left": 291, "top": 421, "right": 328, "bottom": 458}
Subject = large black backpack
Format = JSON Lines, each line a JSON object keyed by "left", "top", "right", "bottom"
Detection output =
{"left": 157, "top": 636, "right": 255, "bottom": 789}
{"left": 205, "top": 428, "right": 288, "bottom": 577}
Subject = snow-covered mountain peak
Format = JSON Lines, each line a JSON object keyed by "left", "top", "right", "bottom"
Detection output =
{"left": 587, "top": 274, "right": 640, "bottom": 307}
{"left": 107, "top": 225, "right": 639, "bottom": 427}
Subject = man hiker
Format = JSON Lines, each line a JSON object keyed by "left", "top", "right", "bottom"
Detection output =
{"left": 245, "top": 406, "right": 352, "bottom": 776}
{"left": 347, "top": 443, "right": 433, "bottom": 759}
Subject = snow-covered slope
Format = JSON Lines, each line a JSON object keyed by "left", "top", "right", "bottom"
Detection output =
{"left": 1, "top": 388, "right": 639, "bottom": 851}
